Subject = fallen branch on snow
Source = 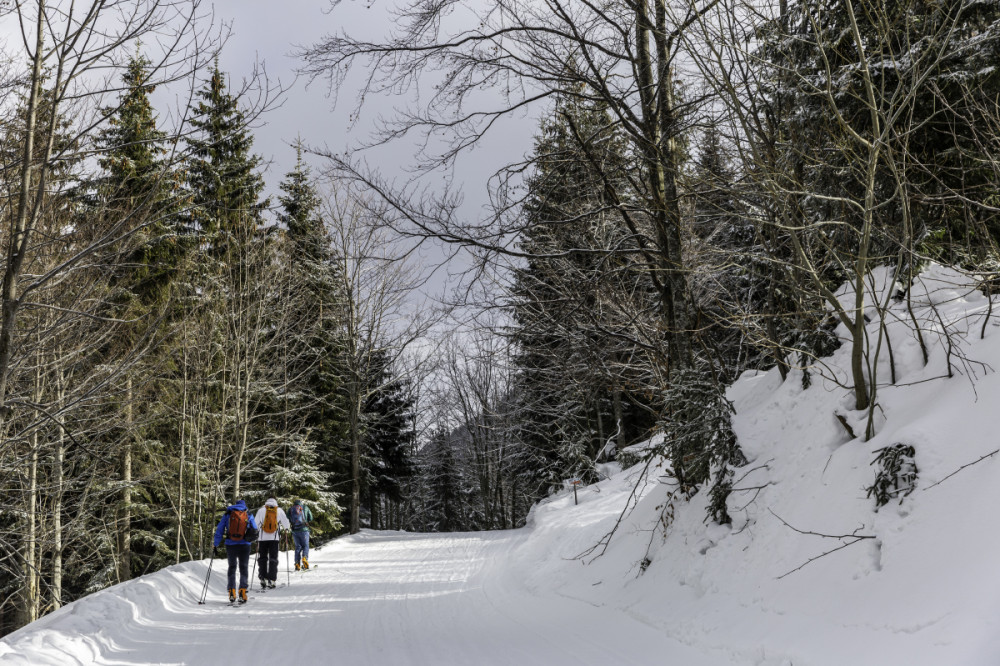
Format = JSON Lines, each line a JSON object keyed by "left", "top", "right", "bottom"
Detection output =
{"left": 924, "top": 448, "right": 1000, "bottom": 491}
{"left": 769, "top": 509, "right": 875, "bottom": 579}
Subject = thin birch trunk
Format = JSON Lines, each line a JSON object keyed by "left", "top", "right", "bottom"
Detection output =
{"left": 52, "top": 362, "right": 65, "bottom": 609}
{"left": 120, "top": 376, "right": 133, "bottom": 581}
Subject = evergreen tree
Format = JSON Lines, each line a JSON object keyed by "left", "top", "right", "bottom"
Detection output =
{"left": 182, "top": 61, "right": 273, "bottom": 502}
{"left": 184, "top": 63, "right": 267, "bottom": 247}
{"left": 267, "top": 434, "right": 343, "bottom": 535}
{"left": 660, "top": 364, "right": 746, "bottom": 524}
{"left": 419, "top": 428, "right": 469, "bottom": 532}
{"left": 690, "top": 126, "right": 739, "bottom": 242}
{"left": 280, "top": 142, "right": 326, "bottom": 261}
{"left": 768, "top": 0, "right": 1000, "bottom": 263}
{"left": 509, "top": 92, "right": 657, "bottom": 499}
{"left": 267, "top": 148, "right": 349, "bottom": 530}
{"left": 904, "top": 2, "right": 1000, "bottom": 261}
{"left": 94, "top": 53, "right": 184, "bottom": 306}
{"left": 360, "top": 350, "right": 416, "bottom": 530}
{"left": 687, "top": 125, "right": 772, "bottom": 379}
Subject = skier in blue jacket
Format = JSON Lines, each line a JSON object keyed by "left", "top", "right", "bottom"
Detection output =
{"left": 287, "top": 499, "right": 314, "bottom": 570}
{"left": 213, "top": 499, "right": 258, "bottom": 603}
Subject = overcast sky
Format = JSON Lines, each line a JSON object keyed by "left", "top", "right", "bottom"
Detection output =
{"left": 211, "top": 0, "right": 358, "bottom": 195}
{"left": 213, "top": 0, "right": 535, "bottom": 217}
{"left": 209, "top": 0, "right": 539, "bottom": 304}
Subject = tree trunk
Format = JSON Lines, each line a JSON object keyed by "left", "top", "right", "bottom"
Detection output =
{"left": 21, "top": 347, "right": 43, "bottom": 625}
{"left": 120, "top": 376, "right": 133, "bottom": 581}
{"left": 52, "top": 364, "right": 65, "bottom": 610}
{"left": 613, "top": 390, "right": 623, "bottom": 449}
{"left": 194, "top": 417, "right": 204, "bottom": 558}
{"left": 177, "top": 360, "right": 188, "bottom": 565}
{"left": 350, "top": 389, "right": 361, "bottom": 534}
{"left": 52, "top": 430, "right": 64, "bottom": 610}
{"left": 21, "top": 438, "right": 40, "bottom": 625}
{"left": 634, "top": 0, "right": 692, "bottom": 376}
{"left": 595, "top": 404, "right": 605, "bottom": 459}
{"left": 0, "top": 0, "right": 46, "bottom": 411}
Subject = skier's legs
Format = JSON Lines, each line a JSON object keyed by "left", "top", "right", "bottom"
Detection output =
{"left": 293, "top": 531, "right": 307, "bottom": 565}
{"left": 257, "top": 540, "right": 272, "bottom": 580}
{"left": 257, "top": 540, "right": 269, "bottom": 581}
{"left": 235, "top": 543, "right": 251, "bottom": 590}
{"left": 264, "top": 541, "right": 280, "bottom": 580}
{"left": 226, "top": 546, "right": 240, "bottom": 590}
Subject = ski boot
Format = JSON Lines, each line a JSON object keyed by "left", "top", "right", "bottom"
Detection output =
{"left": 238, "top": 588, "right": 248, "bottom": 604}
{"left": 302, "top": 557, "right": 309, "bottom": 570}
{"left": 228, "top": 588, "right": 236, "bottom": 603}
{"left": 267, "top": 580, "right": 276, "bottom": 589}
{"left": 294, "top": 562, "right": 300, "bottom": 571}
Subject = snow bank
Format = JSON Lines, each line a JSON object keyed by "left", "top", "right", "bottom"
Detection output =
{"left": 0, "top": 560, "right": 215, "bottom": 664}
{"left": 511, "top": 263, "right": 1000, "bottom": 664}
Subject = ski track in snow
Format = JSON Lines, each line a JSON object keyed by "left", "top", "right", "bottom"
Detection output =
{"left": 0, "top": 530, "right": 726, "bottom": 666}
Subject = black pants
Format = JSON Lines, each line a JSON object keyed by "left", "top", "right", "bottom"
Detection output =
{"left": 226, "top": 543, "right": 251, "bottom": 590}
{"left": 258, "top": 540, "right": 280, "bottom": 581}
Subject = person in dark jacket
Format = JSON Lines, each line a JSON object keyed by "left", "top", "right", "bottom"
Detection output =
{"left": 286, "top": 498, "right": 314, "bottom": 570}
{"left": 213, "top": 499, "right": 258, "bottom": 603}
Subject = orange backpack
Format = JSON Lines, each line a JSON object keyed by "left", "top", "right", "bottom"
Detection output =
{"left": 227, "top": 509, "right": 248, "bottom": 541}
{"left": 262, "top": 506, "right": 278, "bottom": 533}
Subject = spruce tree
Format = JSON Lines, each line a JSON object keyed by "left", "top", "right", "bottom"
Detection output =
{"left": 97, "top": 54, "right": 183, "bottom": 298}
{"left": 267, "top": 435, "right": 344, "bottom": 535}
{"left": 688, "top": 125, "right": 771, "bottom": 378}
{"left": 661, "top": 365, "right": 746, "bottom": 524}
{"left": 769, "top": 0, "right": 1000, "bottom": 263}
{"left": 360, "top": 350, "right": 415, "bottom": 530}
{"left": 510, "top": 92, "right": 657, "bottom": 498}
{"left": 420, "top": 429, "right": 467, "bottom": 532}
{"left": 184, "top": 63, "right": 267, "bottom": 247}
{"left": 269, "top": 148, "right": 349, "bottom": 529}
{"left": 280, "top": 142, "right": 326, "bottom": 261}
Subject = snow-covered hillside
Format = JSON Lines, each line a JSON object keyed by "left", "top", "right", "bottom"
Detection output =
{"left": 3, "top": 263, "right": 999, "bottom": 665}
{"left": 515, "top": 264, "right": 1000, "bottom": 664}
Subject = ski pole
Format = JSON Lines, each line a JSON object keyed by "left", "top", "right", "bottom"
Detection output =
{"left": 284, "top": 530, "right": 290, "bottom": 587}
{"left": 251, "top": 540, "right": 260, "bottom": 591}
{"left": 199, "top": 508, "right": 224, "bottom": 604}
{"left": 198, "top": 547, "right": 216, "bottom": 605}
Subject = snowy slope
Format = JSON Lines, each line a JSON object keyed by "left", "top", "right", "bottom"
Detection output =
{"left": 512, "top": 264, "right": 1000, "bottom": 664}
{"left": 3, "top": 263, "right": 1000, "bottom": 665}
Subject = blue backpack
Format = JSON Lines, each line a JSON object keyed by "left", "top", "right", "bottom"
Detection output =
{"left": 289, "top": 503, "right": 306, "bottom": 530}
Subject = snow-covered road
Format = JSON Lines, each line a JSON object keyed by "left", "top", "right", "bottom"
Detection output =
{"left": 0, "top": 529, "right": 726, "bottom": 665}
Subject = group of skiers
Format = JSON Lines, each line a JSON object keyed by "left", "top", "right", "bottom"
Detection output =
{"left": 212, "top": 497, "right": 315, "bottom": 604}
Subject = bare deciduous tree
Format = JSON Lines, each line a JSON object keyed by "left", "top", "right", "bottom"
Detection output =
{"left": 323, "top": 186, "right": 439, "bottom": 534}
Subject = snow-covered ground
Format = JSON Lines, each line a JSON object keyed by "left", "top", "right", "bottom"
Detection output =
{"left": 4, "top": 263, "right": 1000, "bottom": 665}
{"left": 0, "top": 528, "right": 732, "bottom": 665}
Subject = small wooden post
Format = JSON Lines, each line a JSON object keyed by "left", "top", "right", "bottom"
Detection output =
{"left": 572, "top": 480, "right": 581, "bottom": 505}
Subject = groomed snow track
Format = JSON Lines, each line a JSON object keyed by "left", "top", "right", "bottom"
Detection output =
{"left": 0, "top": 529, "right": 727, "bottom": 665}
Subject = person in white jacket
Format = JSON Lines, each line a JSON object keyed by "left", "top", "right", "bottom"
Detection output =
{"left": 254, "top": 497, "right": 290, "bottom": 589}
